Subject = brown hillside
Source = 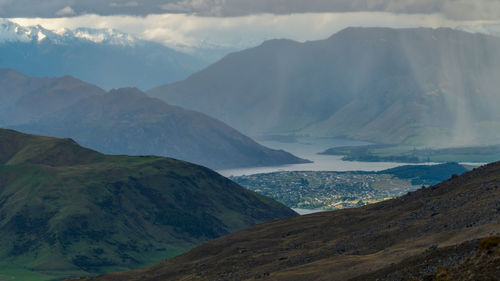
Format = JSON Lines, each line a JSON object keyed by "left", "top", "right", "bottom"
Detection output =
{"left": 79, "top": 161, "right": 500, "bottom": 281}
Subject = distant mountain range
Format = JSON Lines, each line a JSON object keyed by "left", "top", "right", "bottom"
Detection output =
{"left": 0, "top": 69, "right": 308, "bottom": 169}
{"left": 0, "top": 19, "right": 207, "bottom": 90}
{"left": 83, "top": 160, "right": 500, "bottom": 281}
{"left": 150, "top": 27, "right": 500, "bottom": 147}
{"left": 0, "top": 129, "right": 296, "bottom": 278}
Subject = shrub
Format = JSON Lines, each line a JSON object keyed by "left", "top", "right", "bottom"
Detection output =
{"left": 480, "top": 236, "right": 500, "bottom": 250}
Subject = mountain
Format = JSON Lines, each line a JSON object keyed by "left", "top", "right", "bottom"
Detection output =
{"left": 0, "top": 68, "right": 105, "bottom": 125}
{"left": 82, "top": 161, "right": 500, "bottom": 280}
{"left": 149, "top": 27, "right": 500, "bottom": 147}
{"left": 0, "top": 129, "right": 296, "bottom": 279}
{"left": 1, "top": 69, "right": 307, "bottom": 169}
{"left": 0, "top": 19, "right": 206, "bottom": 90}
{"left": 13, "top": 87, "right": 308, "bottom": 169}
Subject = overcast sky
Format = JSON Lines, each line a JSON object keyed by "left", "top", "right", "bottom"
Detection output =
{"left": 5, "top": 0, "right": 500, "bottom": 51}
{"left": 2, "top": 0, "right": 500, "bottom": 20}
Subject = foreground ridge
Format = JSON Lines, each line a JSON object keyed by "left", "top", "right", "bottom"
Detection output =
{"left": 0, "top": 129, "right": 296, "bottom": 278}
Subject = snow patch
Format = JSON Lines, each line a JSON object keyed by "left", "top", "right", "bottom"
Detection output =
{"left": 0, "top": 19, "right": 138, "bottom": 46}
{"left": 37, "top": 30, "right": 46, "bottom": 42}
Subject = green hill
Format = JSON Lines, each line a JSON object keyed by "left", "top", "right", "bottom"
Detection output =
{"left": 0, "top": 129, "right": 296, "bottom": 280}
{"left": 377, "top": 162, "right": 469, "bottom": 185}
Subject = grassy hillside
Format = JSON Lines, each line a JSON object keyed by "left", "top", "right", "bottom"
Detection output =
{"left": 0, "top": 129, "right": 296, "bottom": 280}
{"left": 81, "top": 160, "right": 500, "bottom": 280}
{"left": 350, "top": 237, "right": 500, "bottom": 281}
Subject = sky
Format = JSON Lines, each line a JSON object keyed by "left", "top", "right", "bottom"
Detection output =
{"left": 4, "top": 0, "right": 500, "bottom": 51}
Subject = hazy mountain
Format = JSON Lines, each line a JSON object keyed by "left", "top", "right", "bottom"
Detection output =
{"left": 1, "top": 70, "right": 307, "bottom": 169}
{"left": 0, "top": 68, "right": 105, "bottom": 125}
{"left": 15, "top": 88, "right": 308, "bottom": 169}
{"left": 82, "top": 161, "right": 500, "bottom": 281}
{"left": 150, "top": 27, "right": 500, "bottom": 147}
{"left": 0, "top": 19, "right": 206, "bottom": 90}
{"left": 0, "top": 129, "right": 296, "bottom": 278}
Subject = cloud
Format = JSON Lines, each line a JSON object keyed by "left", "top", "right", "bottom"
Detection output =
{"left": 109, "top": 1, "right": 139, "bottom": 8}
{"left": 161, "top": 0, "right": 225, "bottom": 16}
{"left": 1, "top": 0, "right": 500, "bottom": 21}
{"left": 55, "top": 6, "right": 76, "bottom": 16}
{"left": 11, "top": 12, "right": 497, "bottom": 52}
{"left": 163, "top": 0, "right": 500, "bottom": 21}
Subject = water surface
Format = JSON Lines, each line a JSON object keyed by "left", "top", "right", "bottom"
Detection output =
{"left": 218, "top": 137, "right": 428, "bottom": 177}
{"left": 292, "top": 208, "right": 325, "bottom": 215}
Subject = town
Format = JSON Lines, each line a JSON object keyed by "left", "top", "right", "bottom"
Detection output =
{"left": 232, "top": 171, "right": 420, "bottom": 210}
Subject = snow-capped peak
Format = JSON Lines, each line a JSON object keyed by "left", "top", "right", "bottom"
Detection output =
{"left": 0, "top": 19, "right": 40, "bottom": 43}
{"left": 0, "top": 19, "right": 138, "bottom": 46}
{"left": 71, "top": 28, "right": 136, "bottom": 46}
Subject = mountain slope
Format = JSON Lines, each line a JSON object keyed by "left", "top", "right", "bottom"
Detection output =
{"left": 0, "top": 19, "right": 206, "bottom": 90}
{"left": 150, "top": 27, "right": 500, "bottom": 146}
{"left": 82, "top": 161, "right": 500, "bottom": 280}
{"left": 1, "top": 70, "right": 307, "bottom": 169}
{"left": 350, "top": 237, "right": 500, "bottom": 281}
{"left": 0, "top": 129, "right": 296, "bottom": 278}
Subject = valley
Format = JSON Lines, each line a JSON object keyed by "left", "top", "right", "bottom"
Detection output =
{"left": 1, "top": 14, "right": 500, "bottom": 281}
{"left": 233, "top": 171, "right": 420, "bottom": 210}
{"left": 78, "top": 160, "right": 500, "bottom": 281}
{"left": 231, "top": 163, "right": 468, "bottom": 210}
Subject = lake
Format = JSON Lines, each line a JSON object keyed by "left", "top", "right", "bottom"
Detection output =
{"left": 218, "top": 137, "right": 433, "bottom": 177}
{"left": 292, "top": 208, "right": 325, "bottom": 215}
